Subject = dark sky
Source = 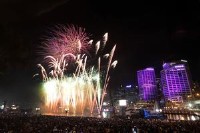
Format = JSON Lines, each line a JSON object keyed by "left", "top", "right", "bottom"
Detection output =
{"left": 0, "top": 0, "right": 200, "bottom": 106}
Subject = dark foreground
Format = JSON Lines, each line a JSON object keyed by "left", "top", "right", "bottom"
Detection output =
{"left": 0, "top": 114, "right": 200, "bottom": 133}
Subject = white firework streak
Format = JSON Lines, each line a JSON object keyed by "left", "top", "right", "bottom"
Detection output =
{"left": 95, "top": 41, "right": 100, "bottom": 55}
{"left": 103, "top": 32, "right": 108, "bottom": 46}
{"left": 88, "top": 40, "right": 93, "bottom": 45}
{"left": 103, "top": 53, "right": 109, "bottom": 58}
{"left": 111, "top": 60, "right": 118, "bottom": 68}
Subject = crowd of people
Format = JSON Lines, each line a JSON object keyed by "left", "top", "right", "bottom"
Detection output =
{"left": 0, "top": 113, "right": 200, "bottom": 133}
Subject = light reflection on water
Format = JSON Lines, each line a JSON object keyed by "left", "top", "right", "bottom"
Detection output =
{"left": 166, "top": 114, "right": 200, "bottom": 121}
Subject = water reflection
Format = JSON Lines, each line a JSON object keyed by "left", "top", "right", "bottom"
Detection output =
{"left": 166, "top": 114, "right": 200, "bottom": 121}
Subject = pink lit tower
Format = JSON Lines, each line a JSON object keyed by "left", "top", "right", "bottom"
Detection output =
{"left": 137, "top": 68, "right": 157, "bottom": 101}
{"left": 160, "top": 60, "right": 193, "bottom": 103}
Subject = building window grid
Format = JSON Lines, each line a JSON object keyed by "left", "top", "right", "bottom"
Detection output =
{"left": 137, "top": 69, "right": 157, "bottom": 101}
{"left": 161, "top": 64, "right": 192, "bottom": 102}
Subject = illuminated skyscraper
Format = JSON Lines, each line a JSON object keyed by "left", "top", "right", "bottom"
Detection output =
{"left": 137, "top": 68, "right": 157, "bottom": 101}
{"left": 160, "top": 60, "right": 192, "bottom": 102}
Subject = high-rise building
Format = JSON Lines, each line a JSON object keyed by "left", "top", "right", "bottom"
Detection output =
{"left": 160, "top": 60, "right": 192, "bottom": 102}
{"left": 137, "top": 68, "right": 157, "bottom": 101}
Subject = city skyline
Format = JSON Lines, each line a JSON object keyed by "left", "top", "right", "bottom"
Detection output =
{"left": 0, "top": 0, "right": 200, "bottom": 105}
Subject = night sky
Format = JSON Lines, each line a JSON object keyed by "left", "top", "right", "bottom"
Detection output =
{"left": 0, "top": 0, "right": 200, "bottom": 106}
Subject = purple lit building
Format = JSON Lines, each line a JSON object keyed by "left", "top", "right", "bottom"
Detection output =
{"left": 137, "top": 68, "right": 157, "bottom": 101}
{"left": 160, "top": 60, "right": 192, "bottom": 102}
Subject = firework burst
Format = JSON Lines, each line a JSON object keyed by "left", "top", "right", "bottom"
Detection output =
{"left": 40, "top": 25, "right": 90, "bottom": 60}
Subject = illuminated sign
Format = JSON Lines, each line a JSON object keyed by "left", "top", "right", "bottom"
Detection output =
{"left": 175, "top": 65, "right": 184, "bottom": 68}
{"left": 119, "top": 100, "right": 127, "bottom": 106}
{"left": 126, "top": 85, "right": 132, "bottom": 88}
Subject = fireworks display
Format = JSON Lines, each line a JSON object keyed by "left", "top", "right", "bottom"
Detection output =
{"left": 36, "top": 25, "right": 117, "bottom": 116}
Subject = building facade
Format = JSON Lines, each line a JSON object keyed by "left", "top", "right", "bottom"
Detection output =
{"left": 137, "top": 68, "right": 157, "bottom": 101}
{"left": 160, "top": 60, "right": 192, "bottom": 102}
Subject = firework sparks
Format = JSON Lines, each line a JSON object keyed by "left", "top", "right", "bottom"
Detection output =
{"left": 103, "top": 54, "right": 109, "bottom": 58}
{"left": 95, "top": 41, "right": 100, "bottom": 55}
{"left": 36, "top": 25, "right": 117, "bottom": 116}
{"left": 88, "top": 40, "right": 93, "bottom": 45}
{"left": 40, "top": 25, "right": 90, "bottom": 60}
{"left": 111, "top": 60, "right": 118, "bottom": 68}
{"left": 103, "top": 32, "right": 108, "bottom": 46}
